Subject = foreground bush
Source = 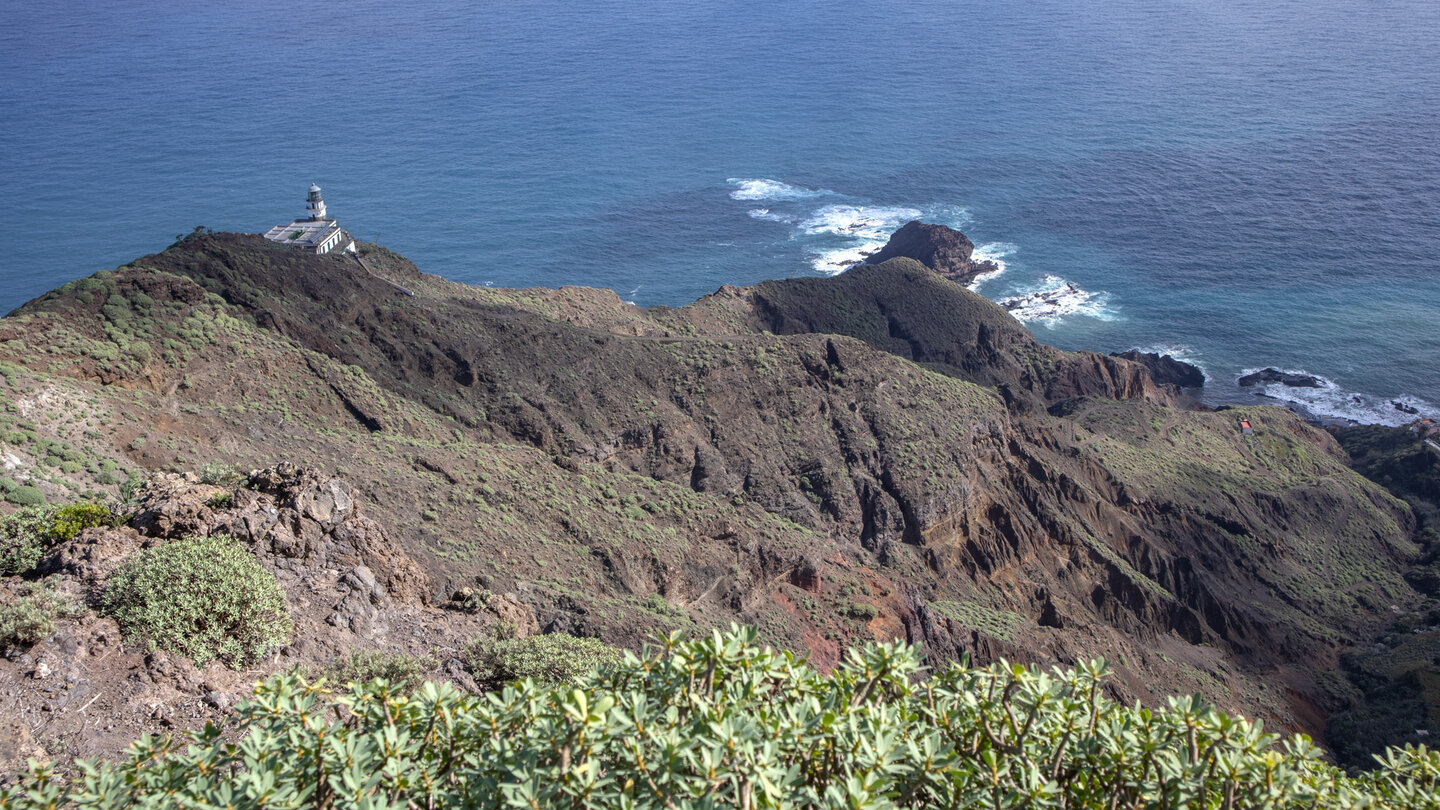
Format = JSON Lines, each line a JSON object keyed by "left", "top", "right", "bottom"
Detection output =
{"left": 7, "top": 627, "right": 1440, "bottom": 808}
{"left": 465, "top": 631, "right": 622, "bottom": 690}
{"left": 102, "top": 533, "right": 291, "bottom": 667}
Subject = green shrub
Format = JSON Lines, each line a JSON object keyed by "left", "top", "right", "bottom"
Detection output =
{"left": 0, "top": 505, "right": 57, "bottom": 575}
{"left": 6, "top": 485, "right": 45, "bottom": 506}
{"left": 94, "top": 470, "right": 123, "bottom": 486}
{"left": 8, "top": 627, "right": 1440, "bottom": 809}
{"left": 464, "top": 632, "right": 621, "bottom": 690}
{"left": 846, "top": 602, "right": 879, "bottom": 621}
{"left": 205, "top": 491, "right": 233, "bottom": 509}
{"left": 102, "top": 534, "right": 292, "bottom": 667}
{"left": 49, "top": 501, "right": 113, "bottom": 542}
{"left": 324, "top": 649, "right": 438, "bottom": 694}
{"left": 643, "top": 592, "right": 685, "bottom": 619}
{"left": 118, "top": 475, "right": 144, "bottom": 502}
{"left": 0, "top": 581, "right": 82, "bottom": 647}
{"left": 198, "top": 461, "right": 241, "bottom": 486}
{"left": 0, "top": 476, "right": 17, "bottom": 493}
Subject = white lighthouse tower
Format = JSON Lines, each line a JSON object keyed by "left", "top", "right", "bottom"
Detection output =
{"left": 305, "top": 183, "right": 327, "bottom": 221}
{"left": 263, "top": 184, "right": 354, "bottom": 254}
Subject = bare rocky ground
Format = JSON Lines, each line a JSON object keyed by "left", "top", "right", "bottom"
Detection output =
{"left": 0, "top": 464, "right": 529, "bottom": 777}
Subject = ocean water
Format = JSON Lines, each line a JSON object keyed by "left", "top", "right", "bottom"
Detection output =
{"left": 2, "top": 0, "right": 1437, "bottom": 424}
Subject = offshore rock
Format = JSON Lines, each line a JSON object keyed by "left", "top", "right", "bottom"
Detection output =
{"left": 1238, "top": 368, "right": 1326, "bottom": 388}
{"left": 864, "top": 220, "right": 1000, "bottom": 285}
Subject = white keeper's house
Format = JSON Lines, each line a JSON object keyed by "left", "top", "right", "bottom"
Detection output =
{"left": 263, "top": 185, "right": 356, "bottom": 254}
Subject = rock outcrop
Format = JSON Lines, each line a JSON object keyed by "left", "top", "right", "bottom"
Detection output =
{"left": 1238, "top": 368, "right": 1326, "bottom": 388}
{"left": 1110, "top": 350, "right": 1206, "bottom": 389}
{"left": 864, "top": 220, "right": 1000, "bottom": 285}
{"left": 3, "top": 465, "right": 532, "bottom": 772}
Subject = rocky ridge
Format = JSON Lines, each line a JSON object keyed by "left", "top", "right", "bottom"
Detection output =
{"left": 0, "top": 228, "right": 1429, "bottom": 769}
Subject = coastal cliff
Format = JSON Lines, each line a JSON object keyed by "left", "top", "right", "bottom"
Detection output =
{"left": 0, "top": 229, "right": 1428, "bottom": 768}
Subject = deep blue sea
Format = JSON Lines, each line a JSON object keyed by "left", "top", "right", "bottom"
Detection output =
{"left": 3, "top": 0, "right": 1438, "bottom": 424}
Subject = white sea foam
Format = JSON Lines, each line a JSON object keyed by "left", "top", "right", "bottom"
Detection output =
{"left": 967, "top": 242, "right": 1017, "bottom": 290}
{"left": 800, "top": 204, "right": 923, "bottom": 239}
{"left": 1235, "top": 367, "right": 1436, "bottom": 426}
{"left": 747, "top": 208, "right": 795, "bottom": 224}
{"left": 809, "top": 241, "right": 888, "bottom": 275}
{"left": 796, "top": 203, "right": 925, "bottom": 275}
{"left": 997, "top": 275, "right": 1118, "bottom": 327}
{"left": 972, "top": 241, "right": 1018, "bottom": 261}
{"left": 724, "top": 178, "right": 988, "bottom": 280}
{"left": 929, "top": 204, "right": 975, "bottom": 231}
{"left": 727, "top": 178, "right": 826, "bottom": 201}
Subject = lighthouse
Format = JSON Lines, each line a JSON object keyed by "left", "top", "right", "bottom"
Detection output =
{"left": 263, "top": 184, "right": 354, "bottom": 254}
{"left": 305, "top": 183, "right": 327, "bottom": 221}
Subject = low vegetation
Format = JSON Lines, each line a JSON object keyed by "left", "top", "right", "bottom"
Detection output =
{"left": 7, "top": 627, "right": 1440, "bottom": 808}
{"left": 0, "top": 500, "right": 113, "bottom": 576}
{"left": 101, "top": 533, "right": 292, "bottom": 667}
{"left": 322, "top": 648, "right": 438, "bottom": 695}
{"left": 0, "top": 581, "right": 81, "bottom": 648}
{"left": 464, "top": 631, "right": 622, "bottom": 691}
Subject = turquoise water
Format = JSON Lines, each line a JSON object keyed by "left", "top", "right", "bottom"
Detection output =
{"left": 2, "top": 0, "right": 1438, "bottom": 423}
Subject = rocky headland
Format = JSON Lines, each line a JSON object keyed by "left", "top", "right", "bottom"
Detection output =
{"left": 0, "top": 225, "right": 1435, "bottom": 771}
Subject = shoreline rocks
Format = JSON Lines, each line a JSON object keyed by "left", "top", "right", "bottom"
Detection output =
{"left": 1110, "top": 350, "right": 1206, "bottom": 389}
{"left": 1238, "top": 368, "right": 1326, "bottom": 389}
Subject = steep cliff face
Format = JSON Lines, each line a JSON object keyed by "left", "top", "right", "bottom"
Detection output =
{"left": 0, "top": 232, "right": 1420, "bottom": 746}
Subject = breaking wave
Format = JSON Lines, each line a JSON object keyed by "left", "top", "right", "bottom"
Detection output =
{"left": 727, "top": 178, "right": 828, "bottom": 201}
{"left": 800, "top": 203, "right": 925, "bottom": 275}
{"left": 1235, "top": 367, "right": 1436, "bottom": 426}
{"left": 799, "top": 204, "right": 924, "bottom": 239}
{"left": 746, "top": 208, "right": 796, "bottom": 224}
{"left": 967, "top": 242, "right": 1016, "bottom": 290}
{"left": 997, "top": 275, "right": 1118, "bottom": 327}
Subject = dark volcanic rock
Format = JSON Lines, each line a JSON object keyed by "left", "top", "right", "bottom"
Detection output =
{"left": 1238, "top": 368, "right": 1326, "bottom": 388}
{"left": 1110, "top": 350, "right": 1205, "bottom": 389}
{"left": 864, "top": 221, "right": 999, "bottom": 285}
